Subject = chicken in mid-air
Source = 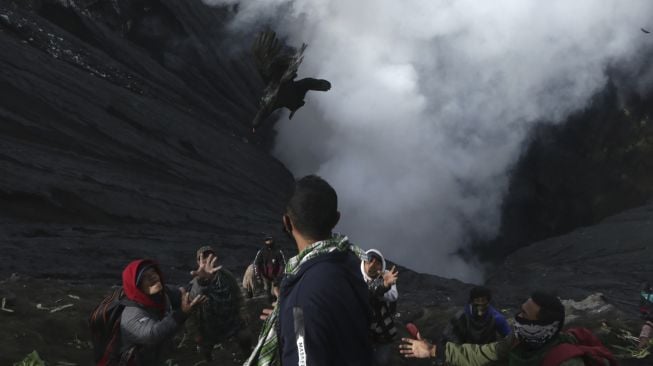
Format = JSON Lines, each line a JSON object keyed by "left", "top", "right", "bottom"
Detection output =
{"left": 251, "top": 31, "right": 331, "bottom": 132}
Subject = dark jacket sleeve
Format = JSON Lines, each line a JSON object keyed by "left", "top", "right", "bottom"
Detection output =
{"left": 286, "top": 262, "right": 371, "bottom": 366}
{"left": 222, "top": 269, "right": 246, "bottom": 321}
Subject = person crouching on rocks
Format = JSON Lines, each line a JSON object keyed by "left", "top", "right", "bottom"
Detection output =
{"left": 443, "top": 286, "right": 511, "bottom": 345}
{"left": 362, "top": 249, "right": 399, "bottom": 366}
{"left": 187, "top": 245, "right": 251, "bottom": 362}
{"left": 400, "top": 291, "right": 617, "bottom": 366}
{"left": 120, "top": 259, "right": 206, "bottom": 365}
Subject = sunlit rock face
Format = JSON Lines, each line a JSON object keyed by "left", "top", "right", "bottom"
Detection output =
{"left": 0, "top": 0, "right": 293, "bottom": 282}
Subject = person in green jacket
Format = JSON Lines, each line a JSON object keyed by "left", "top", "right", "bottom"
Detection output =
{"left": 188, "top": 246, "right": 251, "bottom": 362}
{"left": 399, "top": 291, "right": 612, "bottom": 366}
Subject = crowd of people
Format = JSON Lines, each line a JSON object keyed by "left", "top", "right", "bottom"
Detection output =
{"left": 91, "top": 174, "right": 649, "bottom": 366}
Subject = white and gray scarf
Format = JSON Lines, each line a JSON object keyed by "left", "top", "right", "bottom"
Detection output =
{"left": 513, "top": 315, "right": 561, "bottom": 348}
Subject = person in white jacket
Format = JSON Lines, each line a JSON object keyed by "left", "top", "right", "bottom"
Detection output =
{"left": 361, "top": 249, "right": 399, "bottom": 366}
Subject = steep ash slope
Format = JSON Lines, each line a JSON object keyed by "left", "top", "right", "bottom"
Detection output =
{"left": 0, "top": 0, "right": 294, "bottom": 282}
{"left": 487, "top": 203, "right": 653, "bottom": 311}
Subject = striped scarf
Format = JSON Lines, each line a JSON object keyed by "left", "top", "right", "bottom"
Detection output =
{"left": 243, "top": 234, "right": 367, "bottom": 366}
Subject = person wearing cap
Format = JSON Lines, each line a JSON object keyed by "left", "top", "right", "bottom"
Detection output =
{"left": 119, "top": 259, "right": 207, "bottom": 365}
{"left": 443, "top": 286, "right": 511, "bottom": 345}
{"left": 188, "top": 246, "right": 251, "bottom": 362}
{"left": 253, "top": 236, "right": 286, "bottom": 302}
{"left": 361, "top": 249, "right": 399, "bottom": 366}
{"left": 400, "top": 291, "right": 616, "bottom": 365}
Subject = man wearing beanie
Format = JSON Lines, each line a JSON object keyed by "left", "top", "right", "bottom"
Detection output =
{"left": 400, "top": 291, "right": 617, "bottom": 366}
{"left": 188, "top": 246, "right": 250, "bottom": 362}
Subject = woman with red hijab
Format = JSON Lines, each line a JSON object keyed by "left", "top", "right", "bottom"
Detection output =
{"left": 118, "top": 259, "right": 207, "bottom": 365}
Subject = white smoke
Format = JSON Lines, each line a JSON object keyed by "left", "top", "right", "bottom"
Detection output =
{"left": 205, "top": 0, "right": 653, "bottom": 282}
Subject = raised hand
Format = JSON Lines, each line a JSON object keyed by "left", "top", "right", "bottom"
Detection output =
{"left": 399, "top": 332, "right": 435, "bottom": 359}
{"left": 180, "top": 288, "right": 207, "bottom": 313}
{"left": 383, "top": 265, "right": 398, "bottom": 288}
{"left": 191, "top": 253, "right": 222, "bottom": 279}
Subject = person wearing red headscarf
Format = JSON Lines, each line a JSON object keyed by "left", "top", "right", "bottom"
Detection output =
{"left": 118, "top": 259, "right": 207, "bottom": 365}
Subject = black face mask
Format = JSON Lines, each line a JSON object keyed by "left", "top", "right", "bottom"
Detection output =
{"left": 513, "top": 313, "right": 561, "bottom": 349}
{"left": 149, "top": 292, "right": 165, "bottom": 305}
{"left": 471, "top": 303, "right": 489, "bottom": 317}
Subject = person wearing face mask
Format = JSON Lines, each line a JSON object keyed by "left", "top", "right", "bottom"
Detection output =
{"left": 399, "top": 291, "right": 617, "bottom": 366}
{"left": 444, "top": 286, "right": 511, "bottom": 345}
{"left": 118, "top": 259, "right": 207, "bottom": 366}
{"left": 253, "top": 236, "right": 286, "bottom": 302}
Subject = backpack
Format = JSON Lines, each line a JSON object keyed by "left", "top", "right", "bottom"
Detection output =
{"left": 541, "top": 327, "right": 618, "bottom": 366}
{"left": 89, "top": 288, "right": 128, "bottom": 366}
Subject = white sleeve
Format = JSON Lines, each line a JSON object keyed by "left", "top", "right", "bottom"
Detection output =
{"left": 383, "top": 283, "right": 398, "bottom": 302}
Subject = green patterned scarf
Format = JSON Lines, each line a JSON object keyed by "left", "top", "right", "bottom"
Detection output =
{"left": 243, "top": 234, "right": 367, "bottom": 366}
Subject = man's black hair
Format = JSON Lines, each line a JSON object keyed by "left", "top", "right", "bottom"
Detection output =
{"left": 286, "top": 175, "right": 338, "bottom": 240}
{"left": 469, "top": 286, "right": 492, "bottom": 302}
{"left": 531, "top": 291, "right": 565, "bottom": 330}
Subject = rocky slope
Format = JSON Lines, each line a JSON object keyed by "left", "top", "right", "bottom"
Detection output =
{"left": 0, "top": 0, "right": 294, "bottom": 283}
{"left": 487, "top": 203, "right": 653, "bottom": 314}
{"left": 479, "top": 77, "right": 653, "bottom": 263}
{"left": 1, "top": 1, "right": 653, "bottom": 365}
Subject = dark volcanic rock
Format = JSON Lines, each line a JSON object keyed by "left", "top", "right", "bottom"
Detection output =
{"left": 480, "top": 79, "right": 653, "bottom": 263}
{"left": 1, "top": 1, "right": 652, "bottom": 365}
{"left": 487, "top": 204, "right": 653, "bottom": 312}
{"left": 0, "top": 0, "right": 294, "bottom": 283}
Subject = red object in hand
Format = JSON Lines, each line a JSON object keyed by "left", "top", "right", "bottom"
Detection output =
{"left": 406, "top": 322, "right": 420, "bottom": 339}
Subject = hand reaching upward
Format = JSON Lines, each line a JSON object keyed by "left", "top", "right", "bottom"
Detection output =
{"left": 191, "top": 253, "right": 222, "bottom": 280}
{"left": 383, "top": 265, "right": 398, "bottom": 288}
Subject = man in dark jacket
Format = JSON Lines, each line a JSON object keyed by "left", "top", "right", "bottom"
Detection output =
{"left": 119, "top": 259, "right": 206, "bottom": 366}
{"left": 444, "top": 286, "right": 511, "bottom": 345}
{"left": 253, "top": 236, "right": 286, "bottom": 301}
{"left": 245, "top": 175, "right": 373, "bottom": 366}
{"left": 189, "top": 245, "right": 250, "bottom": 361}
